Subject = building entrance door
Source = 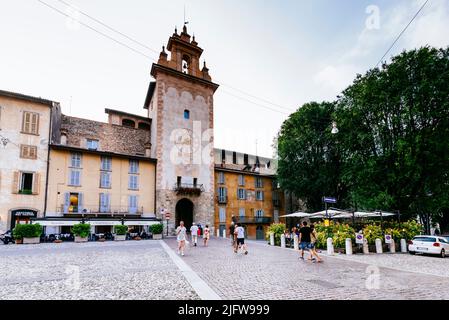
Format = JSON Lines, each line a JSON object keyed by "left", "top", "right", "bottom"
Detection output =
{"left": 256, "top": 226, "right": 265, "bottom": 240}
{"left": 10, "top": 209, "right": 37, "bottom": 230}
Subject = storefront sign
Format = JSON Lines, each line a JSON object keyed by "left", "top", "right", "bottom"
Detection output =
{"left": 356, "top": 233, "right": 364, "bottom": 244}
{"left": 12, "top": 210, "right": 37, "bottom": 217}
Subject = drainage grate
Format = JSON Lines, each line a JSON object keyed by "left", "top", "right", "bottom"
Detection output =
{"left": 308, "top": 279, "right": 342, "bottom": 289}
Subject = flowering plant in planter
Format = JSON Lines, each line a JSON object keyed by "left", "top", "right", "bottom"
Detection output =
{"left": 13, "top": 224, "right": 42, "bottom": 241}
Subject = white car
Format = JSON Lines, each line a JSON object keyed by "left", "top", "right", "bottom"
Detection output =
{"left": 408, "top": 235, "right": 449, "bottom": 258}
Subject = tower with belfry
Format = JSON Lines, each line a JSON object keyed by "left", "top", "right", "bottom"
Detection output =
{"left": 144, "top": 25, "right": 219, "bottom": 234}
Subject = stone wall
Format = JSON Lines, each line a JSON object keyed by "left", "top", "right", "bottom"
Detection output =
{"left": 61, "top": 115, "right": 150, "bottom": 155}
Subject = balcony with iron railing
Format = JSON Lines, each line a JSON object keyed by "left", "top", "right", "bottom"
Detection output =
{"left": 216, "top": 195, "right": 228, "bottom": 204}
{"left": 273, "top": 199, "right": 281, "bottom": 207}
{"left": 60, "top": 205, "right": 144, "bottom": 217}
{"left": 173, "top": 183, "right": 205, "bottom": 196}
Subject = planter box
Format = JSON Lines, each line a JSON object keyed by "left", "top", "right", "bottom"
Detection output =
{"left": 15, "top": 239, "right": 23, "bottom": 245}
{"left": 23, "top": 237, "right": 40, "bottom": 245}
{"left": 152, "top": 234, "right": 163, "bottom": 240}
{"left": 114, "top": 235, "right": 126, "bottom": 241}
{"left": 75, "top": 236, "right": 88, "bottom": 243}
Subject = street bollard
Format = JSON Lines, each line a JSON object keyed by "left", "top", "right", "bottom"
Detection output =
{"left": 375, "top": 238, "right": 383, "bottom": 254}
{"left": 390, "top": 240, "right": 396, "bottom": 253}
{"left": 222, "top": 229, "right": 226, "bottom": 239}
{"left": 401, "top": 239, "right": 407, "bottom": 253}
{"left": 281, "top": 234, "right": 286, "bottom": 248}
{"left": 270, "top": 232, "right": 275, "bottom": 246}
{"left": 327, "top": 238, "right": 334, "bottom": 255}
{"left": 294, "top": 235, "right": 299, "bottom": 251}
{"left": 363, "top": 239, "right": 369, "bottom": 254}
{"left": 345, "top": 238, "right": 353, "bottom": 255}
{"left": 216, "top": 229, "right": 220, "bottom": 238}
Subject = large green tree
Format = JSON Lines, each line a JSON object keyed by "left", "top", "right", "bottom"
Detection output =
{"left": 276, "top": 102, "right": 346, "bottom": 212}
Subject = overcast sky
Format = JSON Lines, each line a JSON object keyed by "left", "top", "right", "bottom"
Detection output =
{"left": 1, "top": 0, "right": 448, "bottom": 158}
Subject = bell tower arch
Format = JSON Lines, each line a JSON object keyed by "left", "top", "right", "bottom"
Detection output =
{"left": 144, "top": 25, "right": 219, "bottom": 235}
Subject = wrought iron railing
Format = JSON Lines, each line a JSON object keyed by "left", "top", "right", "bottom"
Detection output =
{"left": 217, "top": 196, "right": 228, "bottom": 204}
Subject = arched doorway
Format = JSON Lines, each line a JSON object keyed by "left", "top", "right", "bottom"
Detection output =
{"left": 175, "top": 198, "right": 194, "bottom": 232}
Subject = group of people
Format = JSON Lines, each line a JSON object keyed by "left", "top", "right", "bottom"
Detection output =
{"left": 292, "top": 221, "right": 322, "bottom": 263}
{"left": 175, "top": 221, "right": 210, "bottom": 256}
{"left": 229, "top": 222, "right": 248, "bottom": 255}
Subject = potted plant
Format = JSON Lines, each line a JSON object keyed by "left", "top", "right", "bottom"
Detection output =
{"left": 114, "top": 225, "right": 128, "bottom": 241}
{"left": 150, "top": 223, "right": 163, "bottom": 240}
{"left": 72, "top": 223, "right": 91, "bottom": 243}
{"left": 13, "top": 224, "right": 42, "bottom": 245}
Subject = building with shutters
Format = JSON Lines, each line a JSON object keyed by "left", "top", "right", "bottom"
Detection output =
{"left": 214, "top": 149, "right": 284, "bottom": 240}
{"left": 39, "top": 109, "right": 158, "bottom": 235}
{"left": 0, "top": 90, "right": 60, "bottom": 233}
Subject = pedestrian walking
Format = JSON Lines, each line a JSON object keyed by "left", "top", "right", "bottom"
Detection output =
{"left": 299, "top": 221, "right": 311, "bottom": 260}
{"left": 203, "top": 225, "right": 210, "bottom": 247}
{"left": 190, "top": 223, "right": 199, "bottom": 247}
{"left": 176, "top": 221, "right": 187, "bottom": 256}
{"left": 308, "top": 224, "right": 323, "bottom": 263}
{"left": 234, "top": 223, "right": 248, "bottom": 255}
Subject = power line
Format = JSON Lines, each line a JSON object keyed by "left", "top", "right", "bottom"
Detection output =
{"left": 56, "top": 0, "right": 161, "bottom": 55}
{"left": 220, "top": 89, "right": 290, "bottom": 115}
{"left": 376, "top": 0, "right": 430, "bottom": 67}
{"left": 218, "top": 82, "right": 296, "bottom": 112}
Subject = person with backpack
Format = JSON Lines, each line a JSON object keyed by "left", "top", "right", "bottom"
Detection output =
{"left": 234, "top": 223, "right": 248, "bottom": 255}
{"left": 308, "top": 224, "right": 323, "bottom": 263}
{"left": 299, "top": 221, "right": 311, "bottom": 260}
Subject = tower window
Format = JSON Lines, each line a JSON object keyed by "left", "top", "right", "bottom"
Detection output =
{"left": 184, "top": 110, "right": 190, "bottom": 120}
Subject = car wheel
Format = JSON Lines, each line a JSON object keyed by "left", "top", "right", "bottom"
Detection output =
{"left": 441, "top": 249, "right": 446, "bottom": 258}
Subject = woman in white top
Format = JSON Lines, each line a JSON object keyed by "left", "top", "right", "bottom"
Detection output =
{"left": 176, "top": 221, "right": 187, "bottom": 256}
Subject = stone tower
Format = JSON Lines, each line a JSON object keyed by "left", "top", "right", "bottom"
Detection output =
{"left": 144, "top": 25, "right": 219, "bottom": 234}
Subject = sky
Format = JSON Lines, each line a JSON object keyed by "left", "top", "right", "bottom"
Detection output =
{"left": 0, "top": 0, "right": 448, "bottom": 158}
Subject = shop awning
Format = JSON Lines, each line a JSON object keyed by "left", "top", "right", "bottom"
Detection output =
{"left": 124, "top": 221, "right": 160, "bottom": 226}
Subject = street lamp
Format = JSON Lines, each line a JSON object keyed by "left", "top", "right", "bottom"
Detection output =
{"left": 331, "top": 122, "right": 339, "bottom": 135}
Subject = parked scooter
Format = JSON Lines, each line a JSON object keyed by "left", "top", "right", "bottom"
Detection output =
{"left": 0, "top": 230, "right": 15, "bottom": 245}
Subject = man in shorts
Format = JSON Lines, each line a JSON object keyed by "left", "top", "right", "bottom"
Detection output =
{"left": 234, "top": 223, "right": 248, "bottom": 255}
{"left": 299, "top": 221, "right": 311, "bottom": 260}
{"left": 190, "top": 223, "right": 199, "bottom": 247}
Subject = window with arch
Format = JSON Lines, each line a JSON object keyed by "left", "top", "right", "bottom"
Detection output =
{"left": 184, "top": 109, "right": 190, "bottom": 120}
{"left": 122, "top": 119, "right": 135, "bottom": 128}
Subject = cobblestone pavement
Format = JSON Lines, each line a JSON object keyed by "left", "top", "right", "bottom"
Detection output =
{"left": 164, "top": 237, "right": 449, "bottom": 300}
{"left": 0, "top": 241, "right": 199, "bottom": 300}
